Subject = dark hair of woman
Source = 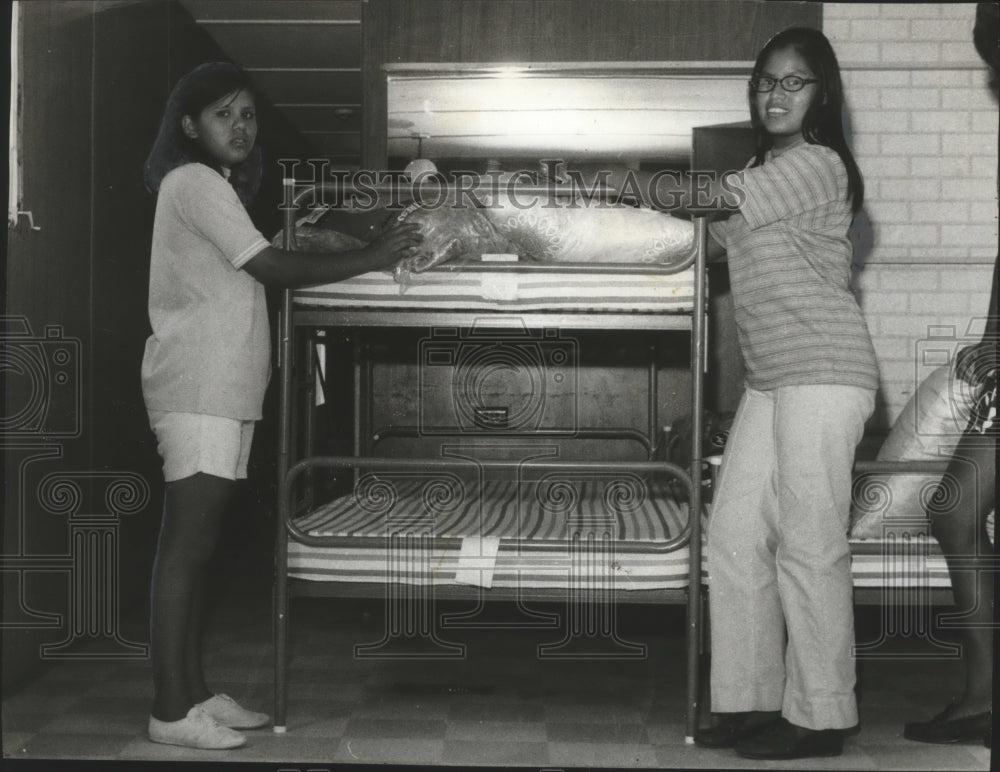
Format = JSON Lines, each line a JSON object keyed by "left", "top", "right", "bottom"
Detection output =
{"left": 748, "top": 27, "right": 865, "bottom": 214}
{"left": 144, "top": 62, "right": 262, "bottom": 206}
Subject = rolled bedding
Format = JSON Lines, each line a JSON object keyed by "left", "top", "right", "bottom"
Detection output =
{"left": 482, "top": 198, "right": 694, "bottom": 265}
{"left": 276, "top": 197, "right": 695, "bottom": 278}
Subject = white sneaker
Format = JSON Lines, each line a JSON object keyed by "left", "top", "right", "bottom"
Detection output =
{"left": 148, "top": 705, "right": 246, "bottom": 749}
{"left": 196, "top": 693, "right": 270, "bottom": 730}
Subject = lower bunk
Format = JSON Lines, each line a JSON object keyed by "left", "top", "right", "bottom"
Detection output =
{"left": 273, "top": 456, "right": 959, "bottom": 740}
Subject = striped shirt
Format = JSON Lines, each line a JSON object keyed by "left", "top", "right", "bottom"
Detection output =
{"left": 709, "top": 143, "right": 879, "bottom": 391}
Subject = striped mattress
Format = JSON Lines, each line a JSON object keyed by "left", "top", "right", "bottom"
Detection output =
{"left": 293, "top": 266, "right": 695, "bottom": 313}
{"left": 286, "top": 479, "right": 952, "bottom": 593}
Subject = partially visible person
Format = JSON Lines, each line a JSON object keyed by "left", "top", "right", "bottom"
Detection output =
{"left": 903, "top": 1, "right": 997, "bottom": 748}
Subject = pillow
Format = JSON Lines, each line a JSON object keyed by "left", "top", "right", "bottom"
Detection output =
{"left": 483, "top": 199, "right": 694, "bottom": 265}
{"left": 849, "top": 364, "right": 975, "bottom": 538}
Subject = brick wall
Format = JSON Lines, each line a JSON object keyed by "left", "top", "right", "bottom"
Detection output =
{"left": 824, "top": 3, "right": 997, "bottom": 428}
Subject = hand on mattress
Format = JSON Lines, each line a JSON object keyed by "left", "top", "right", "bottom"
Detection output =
{"left": 391, "top": 203, "right": 520, "bottom": 273}
{"left": 363, "top": 220, "right": 424, "bottom": 270}
{"left": 256, "top": 218, "right": 421, "bottom": 287}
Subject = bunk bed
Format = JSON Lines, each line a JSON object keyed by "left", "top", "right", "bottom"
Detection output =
{"left": 273, "top": 178, "right": 711, "bottom": 739}
{"left": 272, "top": 178, "right": 967, "bottom": 742}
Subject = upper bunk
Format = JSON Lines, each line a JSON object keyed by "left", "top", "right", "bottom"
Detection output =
{"left": 279, "top": 177, "right": 710, "bottom": 330}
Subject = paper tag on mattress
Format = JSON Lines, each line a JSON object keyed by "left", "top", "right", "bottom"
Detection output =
{"left": 480, "top": 275, "right": 519, "bottom": 301}
{"left": 454, "top": 536, "right": 501, "bottom": 588}
{"left": 480, "top": 253, "right": 519, "bottom": 262}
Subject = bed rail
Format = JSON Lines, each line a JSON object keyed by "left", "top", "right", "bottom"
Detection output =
{"left": 280, "top": 455, "right": 697, "bottom": 551}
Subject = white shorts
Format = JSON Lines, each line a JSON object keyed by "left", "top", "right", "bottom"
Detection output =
{"left": 147, "top": 410, "right": 256, "bottom": 482}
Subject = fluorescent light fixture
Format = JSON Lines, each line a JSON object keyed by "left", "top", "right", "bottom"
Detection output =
{"left": 387, "top": 63, "right": 750, "bottom": 162}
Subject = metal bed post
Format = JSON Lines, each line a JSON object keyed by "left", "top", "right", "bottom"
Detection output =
{"left": 273, "top": 177, "right": 297, "bottom": 734}
{"left": 301, "top": 330, "right": 317, "bottom": 511}
{"left": 684, "top": 216, "right": 707, "bottom": 743}
{"left": 353, "top": 334, "right": 364, "bottom": 456}
{"left": 647, "top": 341, "right": 658, "bottom": 460}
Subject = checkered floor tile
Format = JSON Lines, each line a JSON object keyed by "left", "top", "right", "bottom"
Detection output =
{"left": 2, "top": 558, "right": 992, "bottom": 770}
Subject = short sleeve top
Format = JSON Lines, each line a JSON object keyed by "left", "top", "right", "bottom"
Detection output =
{"left": 141, "top": 163, "right": 271, "bottom": 419}
{"left": 709, "top": 143, "right": 879, "bottom": 392}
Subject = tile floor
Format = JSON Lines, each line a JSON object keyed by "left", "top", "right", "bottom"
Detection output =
{"left": 1, "top": 548, "right": 993, "bottom": 771}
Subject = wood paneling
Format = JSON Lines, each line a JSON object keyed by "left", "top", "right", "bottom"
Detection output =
{"left": 91, "top": 0, "right": 176, "bottom": 612}
{"left": 182, "top": 0, "right": 363, "bottom": 22}
{"left": 338, "top": 329, "right": 692, "bottom": 463}
{"left": 4, "top": 0, "right": 97, "bottom": 694}
{"left": 8, "top": 4, "right": 94, "bottom": 335}
{"left": 205, "top": 23, "right": 361, "bottom": 69}
{"left": 363, "top": 0, "right": 821, "bottom": 166}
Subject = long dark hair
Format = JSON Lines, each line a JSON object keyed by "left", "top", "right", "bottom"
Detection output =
{"left": 748, "top": 27, "right": 864, "bottom": 214}
{"left": 144, "top": 62, "right": 262, "bottom": 206}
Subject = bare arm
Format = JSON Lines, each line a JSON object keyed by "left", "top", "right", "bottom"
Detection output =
{"left": 242, "top": 221, "right": 422, "bottom": 288}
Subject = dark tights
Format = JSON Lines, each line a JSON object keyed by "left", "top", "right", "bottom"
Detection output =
{"left": 928, "top": 430, "right": 995, "bottom": 717}
{"left": 150, "top": 473, "right": 235, "bottom": 721}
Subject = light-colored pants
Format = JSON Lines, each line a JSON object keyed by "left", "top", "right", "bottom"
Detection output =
{"left": 707, "top": 384, "right": 875, "bottom": 730}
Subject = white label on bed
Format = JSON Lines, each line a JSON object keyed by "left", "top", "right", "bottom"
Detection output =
{"left": 480, "top": 253, "right": 519, "bottom": 262}
{"left": 454, "top": 536, "right": 501, "bottom": 588}
{"left": 480, "top": 275, "right": 519, "bottom": 301}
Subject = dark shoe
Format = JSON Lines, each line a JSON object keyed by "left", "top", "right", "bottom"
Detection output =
{"left": 735, "top": 717, "right": 844, "bottom": 760}
{"left": 694, "top": 710, "right": 781, "bottom": 749}
{"left": 903, "top": 702, "right": 992, "bottom": 745}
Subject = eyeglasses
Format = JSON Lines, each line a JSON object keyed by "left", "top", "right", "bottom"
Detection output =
{"left": 749, "top": 75, "right": 819, "bottom": 93}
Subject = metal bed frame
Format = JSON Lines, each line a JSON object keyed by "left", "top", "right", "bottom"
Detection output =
{"left": 273, "top": 179, "right": 711, "bottom": 739}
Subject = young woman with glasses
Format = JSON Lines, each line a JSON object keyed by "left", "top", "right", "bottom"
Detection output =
{"left": 689, "top": 27, "right": 877, "bottom": 760}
